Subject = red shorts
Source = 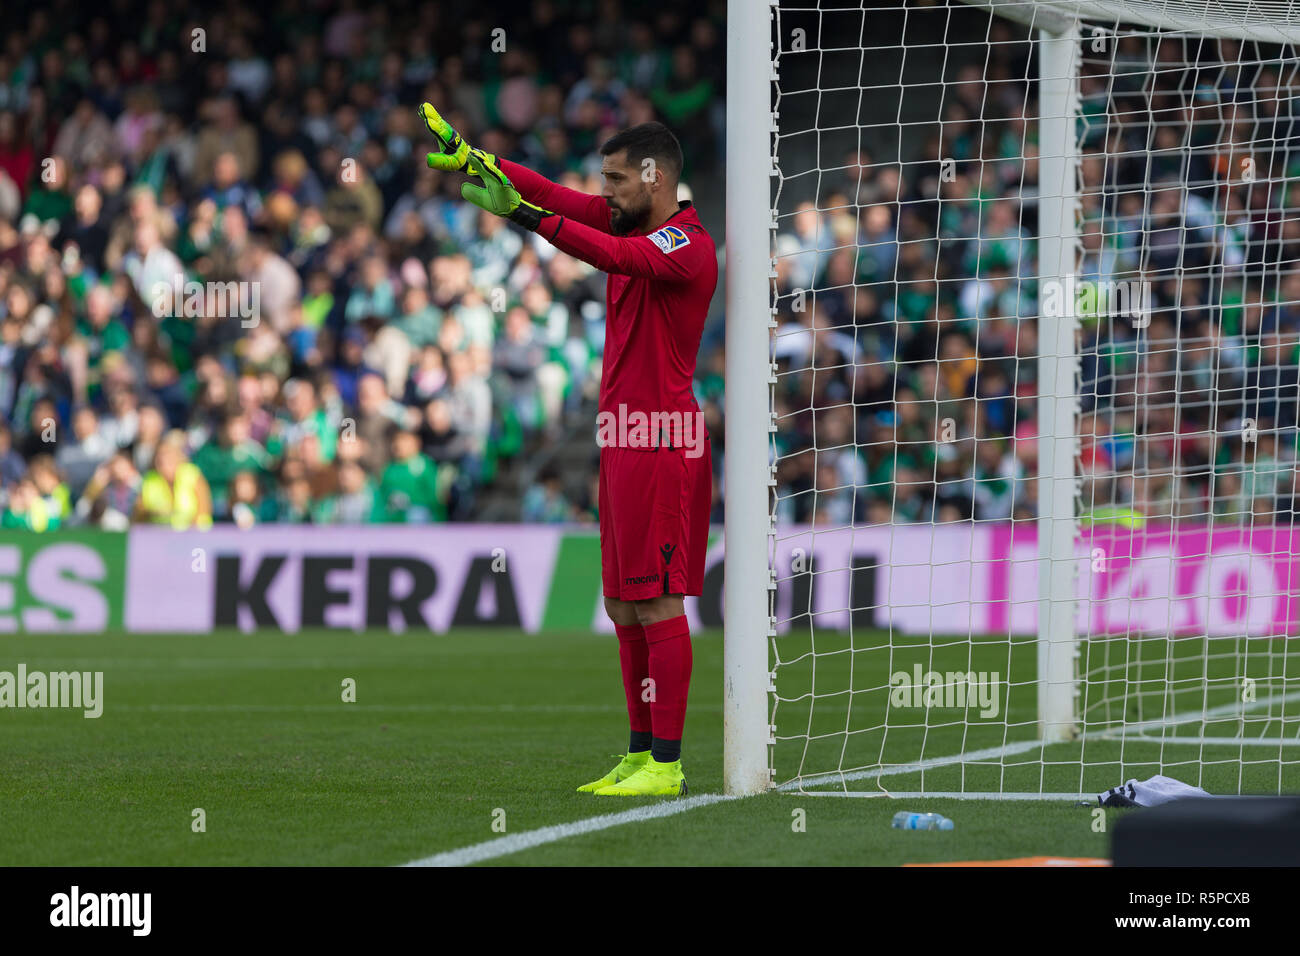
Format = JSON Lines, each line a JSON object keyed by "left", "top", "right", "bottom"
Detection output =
{"left": 599, "top": 441, "right": 713, "bottom": 600}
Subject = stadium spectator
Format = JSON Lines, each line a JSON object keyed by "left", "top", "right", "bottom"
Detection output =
{"left": 50, "top": 2, "right": 1219, "bottom": 532}
{"left": 379, "top": 428, "right": 442, "bottom": 523}
{"left": 75, "top": 449, "right": 142, "bottom": 530}
{"left": 521, "top": 463, "right": 574, "bottom": 523}
{"left": 192, "top": 412, "right": 273, "bottom": 520}
{"left": 55, "top": 405, "right": 114, "bottom": 497}
{"left": 134, "top": 431, "right": 212, "bottom": 529}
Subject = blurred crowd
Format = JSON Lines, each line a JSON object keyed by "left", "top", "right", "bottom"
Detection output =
{"left": 0, "top": 0, "right": 726, "bottom": 530}
{"left": 8, "top": 2, "right": 1297, "bottom": 537}
{"left": 769, "top": 24, "right": 1300, "bottom": 528}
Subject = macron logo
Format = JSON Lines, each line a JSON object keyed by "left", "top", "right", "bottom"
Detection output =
{"left": 50, "top": 886, "right": 151, "bottom": 936}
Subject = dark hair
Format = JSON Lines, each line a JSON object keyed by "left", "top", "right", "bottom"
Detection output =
{"left": 599, "top": 122, "right": 684, "bottom": 183}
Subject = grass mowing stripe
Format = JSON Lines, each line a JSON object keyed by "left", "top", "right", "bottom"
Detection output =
{"left": 402, "top": 794, "right": 737, "bottom": 867}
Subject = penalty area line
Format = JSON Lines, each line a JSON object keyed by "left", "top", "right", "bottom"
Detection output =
{"left": 402, "top": 793, "right": 735, "bottom": 867}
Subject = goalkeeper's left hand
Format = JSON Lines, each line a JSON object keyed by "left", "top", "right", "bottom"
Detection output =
{"left": 419, "top": 102, "right": 470, "bottom": 172}
{"left": 460, "top": 153, "right": 553, "bottom": 232}
{"left": 419, "top": 102, "right": 499, "bottom": 172}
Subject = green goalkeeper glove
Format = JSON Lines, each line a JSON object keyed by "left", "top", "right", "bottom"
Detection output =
{"left": 419, "top": 102, "right": 500, "bottom": 176}
{"left": 461, "top": 153, "right": 553, "bottom": 232}
{"left": 419, "top": 102, "right": 472, "bottom": 172}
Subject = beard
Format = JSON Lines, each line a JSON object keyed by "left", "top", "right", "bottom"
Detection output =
{"left": 608, "top": 192, "right": 654, "bottom": 236}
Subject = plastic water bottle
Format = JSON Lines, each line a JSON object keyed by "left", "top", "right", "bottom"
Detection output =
{"left": 891, "top": 811, "right": 954, "bottom": 831}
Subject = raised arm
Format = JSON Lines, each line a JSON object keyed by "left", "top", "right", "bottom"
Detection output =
{"left": 419, "top": 102, "right": 611, "bottom": 232}
{"left": 456, "top": 152, "right": 708, "bottom": 282}
{"left": 497, "top": 159, "right": 612, "bottom": 233}
{"left": 535, "top": 214, "right": 704, "bottom": 282}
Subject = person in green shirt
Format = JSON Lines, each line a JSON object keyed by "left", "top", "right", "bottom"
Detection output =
{"left": 272, "top": 475, "right": 317, "bottom": 524}
{"left": 1, "top": 477, "right": 53, "bottom": 531}
{"left": 392, "top": 285, "right": 443, "bottom": 348}
{"left": 192, "top": 413, "right": 273, "bottom": 519}
{"left": 75, "top": 285, "right": 130, "bottom": 404}
{"left": 379, "top": 429, "right": 443, "bottom": 523}
{"left": 78, "top": 284, "right": 131, "bottom": 358}
{"left": 264, "top": 378, "right": 338, "bottom": 464}
{"left": 650, "top": 48, "right": 715, "bottom": 171}
{"left": 21, "top": 157, "right": 73, "bottom": 226}
{"left": 315, "top": 459, "right": 384, "bottom": 524}
{"left": 227, "top": 470, "right": 277, "bottom": 529}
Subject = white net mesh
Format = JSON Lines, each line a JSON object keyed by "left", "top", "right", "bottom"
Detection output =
{"left": 968, "top": 0, "right": 1300, "bottom": 42}
{"left": 768, "top": 0, "right": 1300, "bottom": 796}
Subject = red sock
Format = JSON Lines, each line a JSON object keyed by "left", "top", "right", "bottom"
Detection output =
{"left": 615, "top": 623, "right": 652, "bottom": 737}
{"left": 643, "top": 615, "right": 693, "bottom": 743}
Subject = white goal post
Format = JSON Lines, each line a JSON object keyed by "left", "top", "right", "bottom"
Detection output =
{"left": 723, "top": 1, "right": 777, "bottom": 796}
{"left": 724, "top": 0, "right": 1300, "bottom": 798}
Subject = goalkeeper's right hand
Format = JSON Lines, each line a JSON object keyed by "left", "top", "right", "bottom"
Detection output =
{"left": 419, "top": 102, "right": 471, "bottom": 171}
{"left": 460, "top": 152, "right": 552, "bottom": 232}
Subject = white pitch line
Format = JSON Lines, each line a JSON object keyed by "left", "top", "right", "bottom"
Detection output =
{"left": 777, "top": 737, "right": 1051, "bottom": 792}
{"left": 797, "top": 790, "right": 1087, "bottom": 800}
{"left": 1098, "top": 734, "right": 1300, "bottom": 747}
{"left": 403, "top": 794, "right": 736, "bottom": 867}
{"left": 1102, "top": 689, "right": 1300, "bottom": 736}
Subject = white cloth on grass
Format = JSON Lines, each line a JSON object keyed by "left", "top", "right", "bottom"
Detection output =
{"left": 1096, "top": 774, "right": 1212, "bottom": 808}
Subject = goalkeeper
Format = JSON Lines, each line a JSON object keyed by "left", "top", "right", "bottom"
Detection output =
{"left": 421, "top": 104, "right": 717, "bottom": 797}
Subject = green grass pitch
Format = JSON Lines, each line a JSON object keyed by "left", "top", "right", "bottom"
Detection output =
{"left": 774, "top": 628, "right": 1300, "bottom": 797}
{"left": 1, "top": 628, "right": 1295, "bottom": 866}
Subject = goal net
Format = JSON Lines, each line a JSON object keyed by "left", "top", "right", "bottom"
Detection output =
{"left": 747, "top": 0, "right": 1300, "bottom": 797}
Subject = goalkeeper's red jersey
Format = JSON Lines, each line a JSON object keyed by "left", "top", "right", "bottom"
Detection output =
{"left": 499, "top": 159, "right": 718, "bottom": 422}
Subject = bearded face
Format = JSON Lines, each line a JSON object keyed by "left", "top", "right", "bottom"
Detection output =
{"left": 602, "top": 149, "right": 660, "bottom": 236}
{"left": 609, "top": 184, "right": 655, "bottom": 236}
